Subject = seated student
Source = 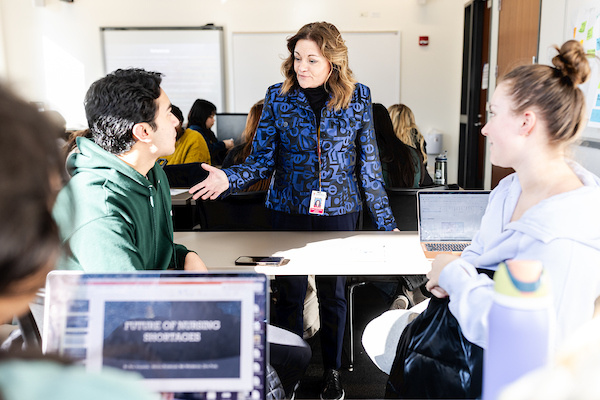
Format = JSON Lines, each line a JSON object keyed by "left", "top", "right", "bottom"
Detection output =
{"left": 426, "top": 40, "right": 600, "bottom": 350}
{"left": 0, "top": 83, "right": 159, "bottom": 400}
{"left": 371, "top": 103, "right": 431, "bottom": 308}
{"left": 372, "top": 103, "right": 431, "bottom": 188}
{"left": 53, "top": 68, "right": 207, "bottom": 272}
{"left": 162, "top": 105, "right": 211, "bottom": 165}
{"left": 52, "top": 69, "right": 308, "bottom": 398}
{"left": 187, "top": 99, "right": 234, "bottom": 166}
{"left": 388, "top": 103, "right": 428, "bottom": 166}
{"left": 221, "top": 99, "right": 271, "bottom": 192}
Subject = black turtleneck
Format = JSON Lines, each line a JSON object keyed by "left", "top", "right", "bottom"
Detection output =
{"left": 302, "top": 85, "right": 328, "bottom": 126}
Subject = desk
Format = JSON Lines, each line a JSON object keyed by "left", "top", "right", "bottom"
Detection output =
{"left": 174, "top": 231, "right": 431, "bottom": 275}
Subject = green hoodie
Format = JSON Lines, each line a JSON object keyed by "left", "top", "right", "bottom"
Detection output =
{"left": 53, "top": 137, "right": 190, "bottom": 272}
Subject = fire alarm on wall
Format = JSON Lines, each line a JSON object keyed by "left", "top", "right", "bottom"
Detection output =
{"left": 419, "top": 36, "right": 429, "bottom": 46}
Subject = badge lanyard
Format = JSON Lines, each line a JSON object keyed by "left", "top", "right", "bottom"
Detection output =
{"left": 317, "top": 126, "right": 322, "bottom": 191}
{"left": 310, "top": 126, "right": 327, "bottom": 215}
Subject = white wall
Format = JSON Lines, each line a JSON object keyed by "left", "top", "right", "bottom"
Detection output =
{"left": 0, "top": 0, "right": 466, "bottom": 183}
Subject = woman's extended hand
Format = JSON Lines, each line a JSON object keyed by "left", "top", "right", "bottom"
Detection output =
{"left": 189, "top": 163, "right": 230, "bottom": 200}
{"left": 425, "top": 254, "right": 459, "bottom": 298}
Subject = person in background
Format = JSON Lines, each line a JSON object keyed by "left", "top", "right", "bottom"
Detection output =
{"left": 190, "top": 21, "right": 397, "bottom": 400}
{"left": 371, "top": 102, "right": 431, "bottom": 309}
{"left": 53, "top": 68, "right": 207, "bottom": 273}
{"left": 426, "top": 40, "right": 600, "bottom": 351}
{"left": 372, "top": 103, "right": 432, "bottom": 188}
{"left": 162, "top": 105, "right": 211, "bottom": 165}
{"left": 388, "top": 103, "right": 428, "bottom": 166}
{"left": 187, "top": 99, "right": 233, "bottom": 165}
{"left": 0, "top": 83, "right": 159, "bottom": 400}
{"left": 221, "top": 99, "right": 271, "bottom": 192}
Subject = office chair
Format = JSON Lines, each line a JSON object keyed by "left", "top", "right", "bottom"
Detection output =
{"left": 196, "top": 190, "right": 273, "bottom": 231}
{"left": 162, "top": 162, "right": 209, "bottom": 188}
{"left": 348, "top": 184, "right": 448, "bottom": 369}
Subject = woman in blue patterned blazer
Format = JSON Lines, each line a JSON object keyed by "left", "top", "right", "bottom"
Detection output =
{"left": 191, "top": 22, "right": 397, "bottom": 399}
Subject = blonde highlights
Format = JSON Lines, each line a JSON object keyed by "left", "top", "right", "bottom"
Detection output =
{"left": 388, "top": 104, "right": 427, "bottom": 164}
{"left": 280, "top": 22, "right": 357, "bottom": 111}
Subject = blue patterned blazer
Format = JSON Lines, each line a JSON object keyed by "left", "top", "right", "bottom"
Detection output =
{"left": 223, "top": 82, "right": 397, "bottom": 231}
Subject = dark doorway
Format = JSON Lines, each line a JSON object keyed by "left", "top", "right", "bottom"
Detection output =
{"left": 458, "top": 0, "right": 490, "bottom": 189}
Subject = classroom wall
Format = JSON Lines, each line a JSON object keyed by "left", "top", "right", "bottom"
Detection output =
{"left": 0, "top": 0, "right": 466, "bottom": 183}
{"left": 537, "top": 0, "right": 600, "bottom": 177}
{"left": 483, "top": 0, "right": 600, "bottom": 187}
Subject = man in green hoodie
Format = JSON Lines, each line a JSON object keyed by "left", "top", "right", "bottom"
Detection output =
{"left": 53, "top": 68, "right": 206, "bottom": 272}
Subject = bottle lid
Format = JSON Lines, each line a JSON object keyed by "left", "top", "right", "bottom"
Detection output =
{"left": 435, "top": 151, "right": 447, "bottom": 161}
{"left": 494, "top": 260, "right": 549, "bottom": 298}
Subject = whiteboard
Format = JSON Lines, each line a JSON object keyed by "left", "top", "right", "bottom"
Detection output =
{"left": 231, "top": 31, "right": 401, "bottom": 112}
{"left": 102, "top": 27, "right": 225, "bottom": 119}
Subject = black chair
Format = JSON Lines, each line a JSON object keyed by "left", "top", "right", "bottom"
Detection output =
{"left": 163, "top": 162, "right": 209, "bottom": 188}
{"left": 361, "top": 185, "right": 448, "bottom": 231}
{"left": 196, "top": 190, "right": 273, "bottom": 231}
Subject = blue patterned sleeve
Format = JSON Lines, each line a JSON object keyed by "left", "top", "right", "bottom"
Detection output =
{"left": 222, "top": 88, "right": 278, "bottom": 192}
{"left": 356, "top": 86, "right": 397, "bottom": 230}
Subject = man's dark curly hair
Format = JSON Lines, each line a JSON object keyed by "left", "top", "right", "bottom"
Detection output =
{"left": 84, "top": 68, "right": 162, "bottom": 155}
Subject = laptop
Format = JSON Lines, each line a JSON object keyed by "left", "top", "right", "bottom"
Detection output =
{"left": 43, "top": 271, "right": 268, "bottom": 398}
{"left": 417, "top": 190, "right": 490, "bottom": 259}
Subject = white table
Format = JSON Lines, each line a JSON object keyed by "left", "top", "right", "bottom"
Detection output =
{"left": 174, "top": 231, "right": 431, "bottom": 275}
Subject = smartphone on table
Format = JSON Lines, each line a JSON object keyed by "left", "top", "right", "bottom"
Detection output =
{"left": 235, "top": 256, "right": 285, "bottom": 266}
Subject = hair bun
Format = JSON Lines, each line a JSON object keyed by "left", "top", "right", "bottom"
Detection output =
{"left": 552, "top": 40, "right": 590, "bottom": 86}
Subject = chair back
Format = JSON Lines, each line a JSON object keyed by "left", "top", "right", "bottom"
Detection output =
{"left": 196, "top": 190, "right": 272, "bottom": 231}
{"left": 361, "top": 185, "right": 448, "bottom": 231}
{"left": 163, "top": 162, "right": 208, "bottom": 188}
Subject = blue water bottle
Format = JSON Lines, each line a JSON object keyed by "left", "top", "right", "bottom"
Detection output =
{"left": 482, "top": 260, "right": 553, "bottom": 400}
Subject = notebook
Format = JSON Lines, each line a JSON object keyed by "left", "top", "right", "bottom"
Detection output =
{"left": 417, "top": 190, "right": 490, "bottom": 259}
{"left": 43, "top": 271, "right": 268, "bottom": 398}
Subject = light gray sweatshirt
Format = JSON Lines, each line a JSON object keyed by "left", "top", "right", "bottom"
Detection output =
{"left": 440, "top": 161, "right": 600, "bottom": 350}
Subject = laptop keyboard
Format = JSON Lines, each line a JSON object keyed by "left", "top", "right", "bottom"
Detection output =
{"left": 425, "top": 242, "right": 469, "bottom": 252}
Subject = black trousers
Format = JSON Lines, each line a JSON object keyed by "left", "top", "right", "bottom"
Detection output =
{"left": 271, "top": 210, "right": 358, "bottom": 370}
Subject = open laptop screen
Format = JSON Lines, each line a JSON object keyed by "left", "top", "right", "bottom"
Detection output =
{"left": 43, "top": 271, "right": 268, "bottom": 397}
{"left": 418, "top": 191, "right": 490, "bottom": 242}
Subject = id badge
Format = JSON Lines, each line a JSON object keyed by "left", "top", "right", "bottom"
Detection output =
{"left": 309, "top": 191, "right": 327, "bottom": 215}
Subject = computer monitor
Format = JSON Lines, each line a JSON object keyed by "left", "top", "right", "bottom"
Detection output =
{"left": 43, "top": 271, "right": 268, "bottom": 397}
{"left": 215, "top": 113, "right": 248, "bottom": 145}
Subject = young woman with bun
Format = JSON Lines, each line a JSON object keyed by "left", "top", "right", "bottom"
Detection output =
{"left": 426, "top": 40, "right": 600, "bottom": 350}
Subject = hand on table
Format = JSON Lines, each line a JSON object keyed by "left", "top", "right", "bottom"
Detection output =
{"left": 425, "top": 253, "right": 459, "bottom": 298}
{"left": 184, "top": 252, "right": 207, "bottom": 271}
{"left": 189, "top": 163, "right": 230, "bottom": 200}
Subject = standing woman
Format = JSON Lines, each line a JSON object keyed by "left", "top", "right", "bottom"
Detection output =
{"left": 191, "top": 21, "right": 397, "bottom": 399}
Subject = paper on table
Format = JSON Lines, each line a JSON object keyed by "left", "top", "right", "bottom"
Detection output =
{"left": 170, "top": 188, "right": 189, "bottom": 196}
{"left": 274, "top": 237, "right": 387, "bottom": 264}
